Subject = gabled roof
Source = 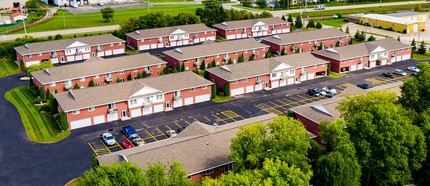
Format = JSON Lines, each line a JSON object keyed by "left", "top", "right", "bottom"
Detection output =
{"left": 163, "top": 38, "right": 269, "bottom": 60}
{"left": 54, "top": 72, "right": 213, "bottom": 112}
{"left": 262, "top": 28, "right": 350, "bottom": 45}
{"left": 312, "top": 38, "right": 411, "bottom": 60}
{"left": 126, "top": 24, "right": 216, "bottom": 40}
{"left": 206, "top": 53, "right": 328, "bottom": 81}
{"left": 213, "top": 17, "right": 288, "bottom": 30}
{"left": 31, "top": 53, "right": 167, "bottom": 84}
{"left": 14, "top": 34, "right": 125, "bottom": 55}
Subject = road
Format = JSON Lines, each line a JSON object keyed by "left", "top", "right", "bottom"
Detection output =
{"left": 0, "top": 58, "right": 420, "bottom": 185}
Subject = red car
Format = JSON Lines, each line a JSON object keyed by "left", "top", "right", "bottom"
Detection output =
{"left": 121, "top": 140, "right": 134, "bottom": 149}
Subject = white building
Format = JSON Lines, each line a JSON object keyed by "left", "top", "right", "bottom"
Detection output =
{"left": 0, "top": 0, "right": 27, "bottom": 9}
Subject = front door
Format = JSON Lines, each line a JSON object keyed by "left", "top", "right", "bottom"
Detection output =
{"left": 121, "top": 110, "right": 128, "bottom": 118}
{"left": 166, "top": 101, "right": 171, "bottom": 109}
{"left": 265, "top": 82, "right": 269, "bottom": 88}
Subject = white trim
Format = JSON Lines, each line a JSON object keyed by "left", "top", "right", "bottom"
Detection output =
{"left": 164, "top": 46, "right": 268, "bottom": 61}
{"left": 263, "top": 34, "right": 350, "bottom": 45}
{"left": 187, "top": 161, "right": 234, "bottom": 176}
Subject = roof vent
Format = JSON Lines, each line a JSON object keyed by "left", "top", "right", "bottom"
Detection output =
{"left": 135, "top": 30, "right": 141, "bottom": 35}
{"left": 44, "top": 68, "right": 50, "bottom": 75}
{"left": 220, "top": 65, "right": 231, "bottom": 72}
{"left": 68, "top": 90, "right": 76, "bottom": 100}
{"left": 174, "top": 48, "right": 183, "bottom": 54}
{"left": 221, "top": 22, "right": 227, "bottom": 26}
{"left": 326, "top": 48, "right": 338, "bottom": 54}
{"left": 272, "top": 35, "right": 281, "bottom": 40}
{"left": 24, "top": 44, "right": 29, "bottom": 48}
{"left": 311, "top": 105, "right": 333, "bottom": 117}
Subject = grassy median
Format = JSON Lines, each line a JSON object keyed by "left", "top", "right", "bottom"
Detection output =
{"left": 5, "top": 86, "right": 70, "bottom": 143}
{"left": 0, "top": 59, "right": 20, "bottom": 78}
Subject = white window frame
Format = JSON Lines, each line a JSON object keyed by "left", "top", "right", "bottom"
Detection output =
{"left": 80, "top": 77, "right": 85, "bottom": 82}
{"left": 271, "top": 73, "right": 276, "bottom": 78}
{"left": 130, "top": 99, "right": 137, "bottom": 105}
{"left": 205, "top": 169, "right": 214, "bottom": 175}
{"left": 191, "top": 88, "right": 197, "bottom": 92}
{"left": 73, "top": 110, "right": 80, "bottom": 115}
{"left": 50, "top": 82, "right": 56, "bottom": 87}
{"left": 156, "top": 94, "right": 163, "bottom": 100}
{"left": 88, "top": 107, "right": 95, "bottom": 112}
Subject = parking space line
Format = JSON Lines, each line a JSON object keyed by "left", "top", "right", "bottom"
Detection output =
{"left": 165, "top": 125, "right": 174, "bottom": 131}
{"left": 88, "top": 142, "right": 99, "bottom": 156}
{"left": 290, "top": 95, "right": 311, "bottom": 104}
{"left": 220, "top": 110, "right": 240, "bottom": 121}
{"left": 192, "top": 117, "right": 202, "bottom": 123}
{"left": 183, "top": 120, "right": 192, "bottom": 125}
{"left": 156, "top": 127, "right": 168, "bottom": 138}
{"left": 116, "top": 141, "right": 124, "bottom": 150}
{"left": 122, "top": 135, "right": 135, "bottom": 147}
{"left": 100, "top": 140, "right": 112, "bottom": 153}
{"left": 174, "top": 122, "right": 184, "bottom": 129}
{"left": 203, "top": 116, "right": 211, "bottom": 122}
{"left": 254, "top": 104, "right": 265, "bottom": 110}
{"left": 145, "top": 130, "right": 158, "bottom": 141}
{"left": 264, "top": 108, "right": 283, "bottom": 115}
{"left": 212, "top": 114, "right": 228, "bottom": 124}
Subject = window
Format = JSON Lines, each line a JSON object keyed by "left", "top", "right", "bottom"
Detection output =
{"left": 191, "top": 88, "right": 197, "bottom": 92}
{"left": 73, "top": 110, "right": 80, "bottom": 115}
{"left": 157, "top": 64, "right": 161, "bottom": 68}
{"left": 225, "top": 164, "right": 233, "bottom": 173}
{"left": 88, "top": 107, "right": 95, "bottom": 112}
{"left": 130, "top": 99, "right": 137, "bottom": 105}
{"left": 205, "top": 56, "right": 210, "bottom": 59}
{"left": 289, "top": 70, "right": 294, "bottom": 74}
{"left": 188, "top": 176, "right": 192, "bottom": 180}
{"left": 28, "top": 54, "right": 32, "bottom": 58}
{"left": 80, "top": 77, "right": 85, "bottom": 81}
{"left": 66, "top": 49, "right": 71, "bottom": 53}
{"left": 206, "top": 169, "right": 214, "bottom": 175}
{"left": 110, "top": 43, "right": 113, "bottom": 46}
{"left": 133, "top": 69, "right": 138, "bottom": 72}
{"left": 257, "top": 76, "right": 262, "bottom": 81}
{"left": 243, "top": 78, "right": 248, "bottom": 82}
{"left": 118, "top": 42, "right": 122, "bottom": 45}
{"left": 60, "top": 56, "right": 65, "bottom": 62}
{"left": 50, "top": 82, "right": 56, "bottom": 87}
{"left": 85, "top": 46, "right": 89, "bottom": 51}
{"left": 271, "top": 73, "right": 276, "bottom": 78}
{"left": 371, "top": 54, "right": 375, "bottom": 58}
{"left": 38, "top": 53, "right": 42, "bottom": 56}
{"left": 233, "top": 80, "right": 238, "bottom": 84}
{"left": 120, "top": 71, "right": 124, "bottom": 74}
{"left": 314, "top": 65, "right": 317, "bottom": 68}
{"left": 156, "top": 95, "right": 163, "bottom": 100}
{"left": 170, "top": 35, "right": 175, "bottom": 39}
{"left": 202, "top": 85, "right": 207, "bottom": 89}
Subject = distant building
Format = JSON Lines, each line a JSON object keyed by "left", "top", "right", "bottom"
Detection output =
{"left": 346, "top": 12, "right": 427, "bottom": 33}
{"left": 10, "top": 13, "right": 27, "bottom": 22}
{"left": 0, "top": 0, "right": 27, "bottom": 9}
{"left": 0, "top": 16, "right": 12, "bottom": 25}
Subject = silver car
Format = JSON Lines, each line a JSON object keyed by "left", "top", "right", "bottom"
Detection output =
{"left": 132, "top": 138, "right": 145, "bottom": 146}
{"left": 321, "top": 87, "right": 337, "bottom": 94}
{"left": 407, "top": 66, "right": 420, "bottom": 73}
{"left": 394, "top": 69, "right": 407, "bottom": 76}
{"left": 165, "top": 130, "right": 178, "bottom": 138}
{"left": 102, "top": 133, "right": 116, "bottom": 146}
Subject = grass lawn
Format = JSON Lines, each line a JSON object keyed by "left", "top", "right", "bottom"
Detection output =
{"left": 412, "top": 51, "right": 430, "bottom": 60}
{"left": 212, "top": 95, "right": 232, "bottom": 103}
{"left": 0, "top": 59, "right": 21, "bottom": 78}
{"left": 319, "top": 18, "right": 347, "bottom": 28}
{"left": 328, "top": 72, "right": 343, "bottom": 78}
{"left": 4, "top": 86, "right": 70, "bottom": 143}
{"left": 17, "top": 5, "right": 203, "bottom": 33}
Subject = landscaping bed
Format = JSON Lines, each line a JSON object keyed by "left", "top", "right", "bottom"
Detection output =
{"left": 0, "top": 59, "right": 20, "bottom": 78}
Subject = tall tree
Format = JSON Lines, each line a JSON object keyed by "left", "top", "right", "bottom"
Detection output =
{"left": 411, "top": 38, "right": 417, "bottom": 51}
{"left": 287, "top": 14, "right": 293, "bottom": 22}
{"left": 413, "top": 109, "right": 430, "bottom": 184}
{"left": 418, "top": 40, "right": 427, "bottom": 54}
{"left": 238, "top": 54, "right": 244, "bottom": 63}
{"left": 79, "top": 161, "right": 148, "bottom": 185}
{"left": 295, "top": 15, "right": 302, "bottom": 28}
{"left": 337, "top": 90, "right": 427, "bottom": 185}
{"left": 315, "top": 22, "right": 322, "bottom": 29}
{"left": 211, "top": 83, "right": 217, "bottom": 99}
{"left": 346, "top": 26, "right": 350, "bottom": 34}
{"left": 306, "top": 19, "right": 315, "bottom": 28}
{"left": 281, "top": 15, "right": 286, "bottom": 21}
{"left": 101, "top": 7, "right": 114, "bottom": 22}
{"left": 88, "top": 79, "right": 95, "bottom": 87}
{"left": 400, "top": 62, "right": 430, "bottom": 113}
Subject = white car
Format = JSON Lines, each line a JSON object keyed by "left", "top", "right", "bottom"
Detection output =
{"left": 407, "top": 66, "right": 420, "bottom": 73}
{"left": 319, "top": 89, "right": 327, "bottom": 96}
{"left": 98, "top": 2, "right": 104, "bottom": 6}
{"left": 165, "top": 130, "right": 178, "bottom": 138}
{"left": 321, "top": 87, "right": 337, "bottom": 94}
{"left": 102, "top": 133, "right": 116, "bottom": 146}
{"left": 394, "top": 69, "right": 407, "bottom": 76}
{"left": 132, "top": 138, "right": 145, "bottom": 146}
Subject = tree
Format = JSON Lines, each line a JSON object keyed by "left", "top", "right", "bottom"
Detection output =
{"left": 367, "top": 35, "right": 376, "bottom": 41}
{"left": 337, "top": 91, "right": 427, "bottom": 185}
{"left": 127, "top": 73, "right": 132, "bottom": 81}
{"left": 91, "top": 155, "right": 99, "bottom": 170}
{"left": 227, "top": 58, "right": 233, "bottom": 64}
{"left": 207, "top": 62, "right": 212, "bottom": 68}
{"left": 223, "top": 82, "right": 230, "bottom": 96}
{"left": 136, "top": 72, "right": 142, "bottom": 79}
{"left": 354, "top": 30, "right": 361, "bottom": 40}
{"left": 88, "top": 79, "right": 95, "bottom": 87}
{"left": 281, "top": 15, "right": 286, "bottom": 21}
{"left": 306, "top": 20, "right": 315, "bottom": 28}
{"left": 26, "top": 61, "right": 54, "bottom": 77}
{"left": 54, "top": 34, "right": 62, "bottom": 40}
{"left": 418, "top": 40, "right": 427, "bottom": 54}
{"left": 249, "top": 54, "right": 255, "bottom": 61}
{"left": 181, "top": 63, "right": 185, "bottom": 71}
{"left": 211, "top": 60, "right": 216, "bottom": 68}
{"left": 163, "top": 67, "right": 169, "bottom": 75}
{"left": 173, "top": 13, "right": 201, "bottom": 25}
{"left": 79, "top": 161, "right": 148, "bottom": 185}
{"left": 59, "top": 112, "right": 68, "bottom": 130}
{"left": 315, "top": 22, "right": 322, "bottom": 29}
{"left": 74, "top": 83, "right": 80, "bottom": 90}
{"left": 211, "top": 83, "right": 217, "bottom": 98}
{"left": 397, "top": 36, "right": 401, "bottom": 41}
{"left": 101, "top": 7, "right": 114, "bottom": 22}
{"left": 238, "top": 54, "right": 244, "bottom": 63}
{"left": 346, "top": 26, "right": 350, "bottom": 34}
{"left": 48, "top": 92, "right": 57, "bottom": 114}
{"left": 400, "top": 62, "right": 430, "bottom": 113}
{"left": 281, "top": 48, "right": 287, "bottom": 55}
{"left": 230, "top": 116, "right": 311, "bottom": 173}
{"left": 411, "top": 38, "right": 417, "bottom": 51}
{"left": 201, "top": 60, "right": 206, "bottom": 71}
{"left": 259, "top": 0, "right": 267, "bottom": 8}
{"left": 413, "top": 109, "right": 430, "bottom": 184}
{"left": 287, "top": 14, "right": 293, "bottom": 22}
{"left": 142, "top": 71, "right": 148, "bottom": 78}
{"left": 38, "top": 88, "right": 46, "bottom": 99}
{"left": 295, "top": 15, "right": 302, "bottom": 28}
{"left": 116, "top": 78, "right": 121, "bottom": 83}
{"left": 265, "top": 50, "right": 272, "bottom": 58}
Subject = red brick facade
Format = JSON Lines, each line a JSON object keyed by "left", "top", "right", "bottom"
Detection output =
{"left": 215, "top": 24, "right": 290, "bottom": 40}
{"left": 293, "top": 113, "right": 322, "bottom": 143}
{"left": 262, "top": 36, "right": 351, "bottom": 55}
{"left": 188, "top": 163, "right": 234, "bottom": 182}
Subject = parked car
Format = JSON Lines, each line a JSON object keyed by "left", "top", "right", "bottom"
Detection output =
{"left": 165, "top": 130, "right": 178, "bottom": 138}
{"left": 410, "top": 72, "right": 418, "bottom": 76}
{"left": 122, "top": 125, "right": 138, "bottom": 139}
{"left": 382, "top": 72, "right": 395, "bottom": 78}
{"left": 307, "top": 89, "right": 321, "bottom": 97}
{"left": 132, "top": 138, "right": 145, "bottom": 146}
{"left": 121, "top": 140, "right": 134, "bottom": 149}
{"left": 393, "top": 69, "right": 407, "bottom": 76}
{"left": 98, "top": 2, "right": 104, "bottom": 6}
{"left": 209, "top": 119, "right": 219, "bottom": 126}
{"left": 407, "top": 66, "right": 420, "bottom": 73}
{"left": 321, "top": 87, "right": 337, "bottom": 94}
{"left": 319, "top": 89, "right": 327, "bottom": 96}
{"left": 326, "top": 92, "right": 337, "bottom": 98}
{"left": 102, "top": 133, "right": 116, "bottom": 146}
{"left": 357, "top": 84, "right": 371, "bottom": 89}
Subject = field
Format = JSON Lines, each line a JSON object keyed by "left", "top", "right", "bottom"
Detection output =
{"left": 0, "top": 59, "right": 21, "bottom": 78}
{"left": 319, "top": 18, "right": 347, "bottom": 28}
{"left": 412, "top": 51, "right": 430, "bottom": 61}
{"left": 17, "top": 4, "right": 203, "bottom": 33}
{"left": 4, "top": 86, "right": 70, "bottom": 143}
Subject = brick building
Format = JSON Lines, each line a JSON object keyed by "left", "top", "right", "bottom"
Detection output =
{"left": 126, "top": 24, "right": 216, "bottom": 51}
{"left": 54, "top": 72, "right": 213, "bottom": 129}
{"left": 31, "top": 53, "right": 167, "bottom": 93}
{"left": 14, "top": 34, "right": 125, "bottom": 67}
{"left": 312, "top": 38, "right": 412, "bottom": 73}
{"left": 213, "top": 17, "right": 290, "bottom": 40}
{"left": 206, "top": 53, "right": 329, "bottom": 96}
{"left": 261, "top": 28, "right": 351, "bottom": 55}
{"left": 163, "top": 38, "right": 270, "bottom": 71}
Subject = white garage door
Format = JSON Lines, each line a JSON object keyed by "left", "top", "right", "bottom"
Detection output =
{"left": 207, "top": 36, "right": 216, "bottom": 41}
{"left": 105, "top": 50, "right": 112, "bottom": 56}
{"left": 279, "top": 79, "right": 287, "bottom": 87}
{"left": 158, "top": 43, "right": 164, "bottom": 48}
{"left": 350, "top": 65, "right": 357, "bottom": 71}
{"left": 174, "top": 100, "right": 183, "bottom": 108}
{"left": 271, "top": 81, "right": 279, "bottom": 88}
{"left": 195, "top": 94, "right": 210, "bottom": 103}
{"left": 170, "top": 42, "right": 177, "bottom": 46}
{"left": 300, "top": 75, "right": 307, "bottom": 81}
{"left": 370, "top": 62, "right": 376, "bottom": 68}
{"left": 183, "top": 40, "right": 189, "bottom": 45}
{"left": 184, "top": 97, "right": 194, "bottom": 105}
{"left": 139, "top": 45, "right": 150, "bottom": 50}
{"left": 67, "top": 56, "right": 75, "bottom": 62}
{"left": 255, "top": 83, "right": 263, "bottom": 91}
{"left": 246, "top": 85, "right": 254, "bottom": 93}
{"left": 381, "top": 59, "right": 387, "bottom": 65}
{"left": 51, "top": 58, "right": 59, "bottom": 64}
{"left": 93, "top": 115, "right": 105, "bottom": 125}
{"left": 177, "top": 41, "right": 183, "bottom": 46}
{"left": 194, "top": 38, "right": 199, "bottom": 43}
{"left": 83, "top": 54, "right": 90, "bottom": 59}
{"left": 97, "top": 52, "right": 104, "bottom": 57}
{"left": 25, "top": 61, "right": 40, "bottom": 67}
{"left": 396, "top": 56, "right": 402, "bottom": 61}
{"left": 231, "top": 88, "right": 245, "bottom": 96}
{"left": 242, "top": 33, "right": 247, "bottom": 38}
{"left": 150, "top": 44, "right": 157, "bottom": 49}
{"left": 107, "top": 113, "right": 118, "bottom": 122}
{"left": 236, "top": 34, "right": 242, "bottom": 38}
{"left": 391, "top": 57, "right": 396, "bottom": 63}
{"left": 288, "top": 78, "right": 294, "bottom": 85}
{"left": 358, "top": 63, "right": 363, "bottom": 70}
{"left": 402, "top": 54, "right": 411, "bottom": 60}
{"left": 282, "top": 28, "right": 290, "bottom": 33}
{"left": 226, "top": 35, "right": 235, "bottom": 40}
{"left": 113, "top": 48, "right": 125, "bottom": 54}
{"left": 423, "top": 15, "right": 427, "bottom": 22}
{"left": 307, "top": 73, "right": 315, "bottom": 80}
{"left": 70, "top": 118, "right": 91, "bottom": 130}
{"left": 153, "top": 104, "right": 164, "bottom": 113}
{"left": 75, "top": 55, "right": 83, "bottom": 61}
{"left": 199, "top": 38, "right": 206, "bottom": 42}
{"left": 130, "top": 109, "right": 142, "bottom": 118}
{"left": 142, "top": 107, "right": 152, "bottom": 115}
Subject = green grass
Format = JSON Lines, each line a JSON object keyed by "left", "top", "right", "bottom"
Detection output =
{"left": 65, "top": 177, "right": 82, "bottom": 186}
{"left": 328, "top": 72, "right": 343, "bottom": 78}
{"left": 319, "top": 18, "right": 347, "bottom": 28}
{"left": 4, "top": 86, "right": 70, "bottom": 143}
{"left": 126, "top": 47, "right": 140, "bottom": 55}
{"left": 0, "top": 59, "right": 21, "bottom": 78}
{"left": 17, "top": 5, "right": 203, "bottom": 33}
{"left": 412, "top": 51, "right": 430, "bottom": 60}
{"left": 212, "top": 95, "right": 232, "bottom": 103}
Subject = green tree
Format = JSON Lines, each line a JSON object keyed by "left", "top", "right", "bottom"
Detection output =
{"left": 101, "top": 7, "right": 115, "bottom": 22}
{"left": 211, "top": 60, "right": 216, "bottom": 68}
{"left": 48, "top": 93, "right": 57, "bottom": 114}
{"left": 354, "top": 30, "right": 361, "bottom": 41}
{"left": 367, "top": 35, "right": 376, "bottom": 41}
{"left": 397, "top": 36, "right": 401, "bottom": 41}
{"left": 418, "top": 40, "right": 427, "bottom": 54}
{"left": 88, "top": 79, "right": 95, "bottom": 87}
{"left": 38, "top": 88, "right": 45, "bottom": 99}
{"left": 211, "top": 83, "right": 217, "bottom": 99}
{"left": 411, "top": 38, "right": 417, "bottom": 51}
{"left": 59, "top": 112, "right": 68, "bottom": 130}
{"left": 306, "top": 20, "right": 315, "bottom": 28}
{"left": 173, "top": 12, "right": 201, "bottom": 25}
{"left": 201, "top": 60, "right": 206, "bottom": 71}
{"left": 413, "top": 109, "right": 430, "bottom": 184}
{"left": 163, "top": 67, "right": 169, "bottom": 75}
{"left": 281, "top": 15, "right": 286, "bottom": 21}
{"left": 173, "top": 67, "right": 179, "bottom": 73}
{"left": 116, "top": 78, "right": 121, "bottom": 83}
{"left": 223, "top": 83, "right": 230, "bottom": 96}
{"left": 287, "top": 14, "right": 293, "bottom": 22}
{"left": 265, "top": 50, "right": 272, "bottom": 58}
{"left": 54, "top": 34, "right": 62, "bottom": 40}
{"left": 295, "top": 15, "right": 302, "bottom": 28}
{"left": 136, "top": 72, "right": 142, "bottom": 79}
{"left": 91, "top": 155, "right": 99, "bottom": 170}
{"left": 400, "top": 62, "right": 430, "bottom": 113}
{"left": 337, "top": 91, "right": 427, "bottom": 185}
{"left": 142, "top": 71, "right": 148, "bottom": 78}
{"left": 249, "top": 54, "right": 255, "bottom": 61}
{"left": 259, "top": 0, "right": 267, "bottom": 8}
{"left": 207, "top": 63, "right": 212, "bottom": 68}
{"left": 315, "top": 22, "right": 322, "bottom": 29}
{"left": 181, "top": 63, "right": 185, "bottom": 71}
{"left": 74, "top": 83, "right": 80, "bottom": 90}
{"left": 227, "top": 58, "right": 233, "bottom": 64}
{"left": 238, "top": 54, "right": 244, "bottom": 63}
{"left": 346, "top": 26, "right": 350, "bottom": 34}
{"left": 230, "top": 116, "right": 311, "bottom": 173}
{"left": 281, "top": 48, "right": 287, "bottom": 55}
{"left": 26, "top": 61, "right": 54, "bottom": 77}
{"left": 127, "top": 73, "right": 133, "bottom": 81}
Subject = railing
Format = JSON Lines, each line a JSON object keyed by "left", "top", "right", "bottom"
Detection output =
{"left": 174, "top": 95, "right": 182, "bottom": 101}
{"left": 64, "top": 84, "right": 73, "bottom": 90}
{"left": 108, "top": 107, "right": 118, "bottom": 114}
{"left": 105, "top": 77, "right": 114, "bottom": 82}
{"left": 143, "top": 102, "right": 152, "bottom": 108}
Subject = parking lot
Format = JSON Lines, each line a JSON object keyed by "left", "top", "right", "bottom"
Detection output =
{"left": 365, "top": 73, "right": 411, "bottom": 86}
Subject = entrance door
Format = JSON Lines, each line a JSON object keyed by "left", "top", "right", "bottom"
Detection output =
{"left": 166, "top": 101, "right": 171, "bottom": 109}
{"left": 265, "top": 82, "right": 269, "bottom": 88}
{"left": 121, "top": 110, "right": 128, "bottom": 118}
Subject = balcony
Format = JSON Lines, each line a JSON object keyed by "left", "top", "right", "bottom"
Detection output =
{"left": 143, "top": 101, "right": 152, "bottom": 108}
{"left": 256, "top": 79, "right": 263, "bottom": 84}
{"left": 280, "top": 75, "right": 288, "bottom": 80}
{"left": 52, "top": 53, "right": 57, "bottom": 58}
{"left": 174, "top": 95, "right": 182, "bottom": 101}
{"left": 145, "top": 69, "right": 152, "bottom": 74}
{"left": 64, "top": 84, "right": 73, "bottom": 90}
{"left": 105, "top": 77, "right": 114, "bottom": 82}
{"left": 97, "top": 47, "right": 103, "bottom": 52}
{"left": 108, "top": 107, "right": 118, "bottom": 114}
{"left": 194, "top": 61, "right": 201, "bottom": 66}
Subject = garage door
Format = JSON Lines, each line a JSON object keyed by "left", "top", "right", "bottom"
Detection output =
{"left": 358, "top": 64, "right": 363, "bottom": 70}
{"left": 396, "top": 56, "right": 402, "bottom": 61}
{"left": 170, "top": 42, "right": 177, "bottom": 47}
{"left": 174, "top": 100, "right": 183, "bottom": 108}
{"left": 307, "top": 73, "right": 315, "bottom": 80}
{"left": 236, "top": 34, "right": 241, "bottom": 39}
{"left": 246, "top": 85, "right": 254, "bottom": 93}
{"left": 67, "top": 56, "right": 75, "bottom": 62}
{"left": 199, "top": 38, "right": 206, "bottom": 42}
{"left": 153, "top": 104, "right": 164, "bottom": 113}
{"left": 75, "top": 55, "right": 83, "bottom": 61}
{"left": 93, "top": 115, "right": 105, "bottom": 125}
{"left": 288, "top": 78, "right": 294, "bottom": 85}
{"left": 279, "top": 79, "right": 287, "bottom": 87}
{"left": 370, "top": 62, "right": 376, "bottom": 68}
{"left": 231, "top": 88, "right": 245, "bottom": 96}
{"left": 105, "top": 50, "right": 112, "bottom": 56}
{"left": 142, "top": 107, "right": 152, "bottom": 115}
{"left": 226, "top": 35, "right": 235, "bottom": 40}
{"left": 255, "top": 83, "right": 263, "bottom": 91}
{"left": 130, "top": 109, "right": 142, "bottom": 118}
{"left": 194, "top": 38, "right": 199, "bottom": 43}
{"left": 83, "top": 54, "right": 90, "bottom": 59}
{"left": 157, "top": 43, "right": 164, "bottom": 48}
{"left": 350, "top": 65, "right": 357, "bottom": 71}
{"left": 402, "top": 54, "right": 411, "bottom": 60}
{"left": 70, "top": 118, "right": 91, "bottom": 130}
{"left": 113, "top": 49, "right": 125, "bottom": 54}
{"left": 51, "top": 58, "right": 59, "bottom": 64}
{"left": 282, "top": 29, "right": 289, "bottom": 33}
{"left": 195, "top": 94, "right": 210, "bottom": 103}
{"left": 25, "top": 61, "right": 40, "bottom": 67}
{"left": 107, "top": 113, "right": 118, "bottom": 122}
{"left": 207, "top": 36, "right": 216, "bottom": 41}
{"left": 300, "top": 75, "right": 307, "bottom": 81}
{"left": 271, "top": 81, "right": 279, "bottom": 88}
{"left": 97, "top": 52, "right": 104, "bottom": 57}
{"left": 381, "top": 59, "right": 387, "bottom": 65}
{"left": 391, "top": 57, "right": 396, "bottom": 63}
{"left": 242, "top": 33, "right": 247, "bottom": 38}
{"left": 184, "top": 97, "right": 194, "bottom": 105}
{"left": 183, "top": 40, "right": 189, "bottom": 45}
{"left": 139, "top": 45, "right": 150, "bottom": 50}
{"left": 150, "top": 44, "right": 157, "bottom": 49}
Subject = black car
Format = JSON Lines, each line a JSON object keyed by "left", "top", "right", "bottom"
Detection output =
{"left": 307, "top": 89, "right": 321, "bottom": 97}
{"left": 326, "top": 92, "right": 336, "bottom": 98}
{"left": 357, "top": 84, "right": 371, "bottom": 89}
{"left": 382, "top": 72, "right": 395, "bottom": 78}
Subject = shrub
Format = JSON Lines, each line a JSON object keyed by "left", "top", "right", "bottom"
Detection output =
{"left": 211, "top": 60, "right": 216, "bottom": 68}
{"left": 88, "top": 79, "right": 95, "bottom": 87}
{"left": 223, "top": 83, "right": 230, "bottom": 96}
{"left": 54, "top": 34, "right": 62, "bottom": 40}
{"left": 315, "top": 22, "right": 322, "bottom": 29}
{"left": 367, "top": 35, "right": 376, "bottom": 42}
{"left": 402, "top": 29, "right": 407, "bottom": 34}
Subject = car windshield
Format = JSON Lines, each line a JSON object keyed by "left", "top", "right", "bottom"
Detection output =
{"left": 106, "top": 136, "right": 114, "bottom": 140}
{"left": 128, "top": 129, "right": 136, "bottom": 133}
